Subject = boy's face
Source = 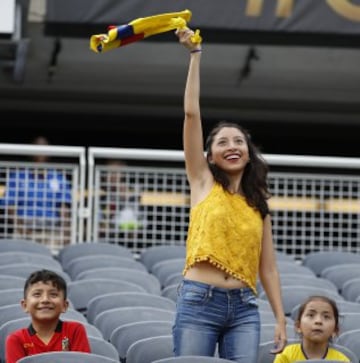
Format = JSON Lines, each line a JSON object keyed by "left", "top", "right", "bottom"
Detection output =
{"left": 21, "top": 281, "right": 69, "bottom": 322}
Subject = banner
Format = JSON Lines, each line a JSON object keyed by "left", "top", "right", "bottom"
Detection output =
{"left": 45, "top": 0, "right": 360, "bottom": 42}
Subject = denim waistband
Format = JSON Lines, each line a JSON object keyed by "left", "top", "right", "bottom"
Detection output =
{"left": 181, "top": 278, "right": 253, "bottom": 296}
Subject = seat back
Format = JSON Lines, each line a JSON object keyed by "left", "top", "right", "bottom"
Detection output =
{"left": 337, "top": 329, "right": 360, "bottom": 363}
{"left": 0, "top": 239, "right": 52, "bottom": 256}
{"left": 93, "top": 306, "right": 175, "bottom": 341}
{"left": 58, "top": 241, "right": 133, "bottom": 268}
{"left": 0, "top": 317, "right": 31, "bottom": 362}
{"left": 140, "top": 245, "right": 186, "bottom": 272}
{"left": 302, "top": 251, "right": 360, "bottom": 276}
{"left": 65, "top": 255, "right": 146, "bottom": 279}
{"left": 0, "top": 275, "right": 25, "bottom": 290}
{"left": 153, "top": 356, "right": 235, "bottom": 363}
{"left": 126, "top": 335, "right": 174, "bottom": 363}
{"left": 88, "top": 336, "right": 120, "bottom": 361}
{"left": 76, "top": 267, "right": 161, "bottom": 295}
{"left": 67, "top": 278, "right": 146, "bottom": 314}
{"left": 17, "top": 351, "right": 119, "bottom": 362}
{"left": 109, "top": 320, "right": 173, "bottom": 361}
{"left": 87, "top": 291, "right": 175, "bottom": 324}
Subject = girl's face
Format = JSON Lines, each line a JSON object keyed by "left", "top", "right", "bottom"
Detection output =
{"left": 208, "top": 127, "right": 250, "bottom": 173}
{"left": 297, "top": 299, "right": 337, "bottom": 343}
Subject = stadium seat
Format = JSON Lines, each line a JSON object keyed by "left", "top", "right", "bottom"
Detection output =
{"left": 321, "top": 264, "right": 360, "bottom": 292}
{"left": 0, "top": 275, "right": 25, "bottom": 290}
{"left": 302, "top": 251, "right": 360, "bottom": 276}
{"left": 153, "top": 357, "right": 234, "bottom": 363}
{"left": 341, "top": 277, "right": 360, "bottom": 302}
{"left": 0, "top": 251, "right": 62, "bottom": 270}
{"left": 109, "top": 320, "right": 173, "bottom": 362}
{"left": 88, "top": 336, "right": 120, "bottom": 361}
{"left": 86, "top": 291, "right": 175, "bottom": 324}
{"left": 58, "top": 241, "right": 134, "bottom": 270}
{"left": 17, "top": 351, "right": 119, "bottom": 362}
{"left": 140, "top": 245, "right": 186, "bottom": 272}
{"left": 0, "top": 238, "right": 52, "bottom": 256}
{"left": 67, "top": 278, "right": 146, "bottom": 314}
{"left": 76, "top": 267, "right": 161, "bottom": 295}
{"left": 337, "top": 329, "right": 360, "bottom": 363}
{"left": 93, "top": 306, "right": 175, "bottom": 341}
{"left": 126, "top": 335, "right": 174, "bottom": 363}
{"left": 65, "top": 255, "right": 146, "bottom": 279}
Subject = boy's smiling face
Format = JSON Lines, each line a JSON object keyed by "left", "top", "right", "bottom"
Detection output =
{"left": 21, "top": 281, "right": 69, "bottom": 322}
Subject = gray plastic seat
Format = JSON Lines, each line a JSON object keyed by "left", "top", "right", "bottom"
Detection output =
{"left": 0, "top": 275, "right": 25, "bottom": 290}
{"left": 0, "top": 288, "right": 23, "bottom": 308}
{"left": 76, "top": 267, "right": 161, "bottom": 295}
{"left": 339, "top": 313, "right": 360, "bottom": 334}
{"left": 337, "top": 329, "right": 360, "bottom": 363}
{"left": 258, "top": 274, "right": 338, "bottom": 295}
{"left": 276, "top": 261, "right": 316, "bottom": 276}
{"left": 321, "top": 264, "right": 360, "bottom": 292}
{"left": 88, "top": 336, "right": 120, "bottom": 362}
{"left": 109, "top": 320, "right": 173, "bottom": 361}
{"left": 153, "top": 357, "right": 234, "bottom": 363}
{"left": 341, "top": 277, "right": 360, "bottom": 302}
{"left": 259, "top": 285, "right": 344, "bottom": 316}
{"left": 65, "top": 255, "right": 146, "bottom": 279}
{"left": 140, "top": 245, "right": 186, "bottom": 272}
{"left": 87, "top": 291, "right": 175, "bottom": 324}
{"left": 59, "top": 241, "right": 134, "bottom": 269}
{"left": 161, "top": 283, "right": 179, "bottom": 303}
{"left": 0, "top": 238, "right": 52, "bottom": 256}
{"left": 151, "top": 258, "right": 185, "bottom": 287}
{"left": 163, "top": 272, "right": 183, "bottom": 288}
{"left": 67, "top": 278, "right": 146, "bottom": 314}
{"left": 0, "top": 263, "right": 71, "bottom": 282}
{"left": 93, "top": 306, "right": 175, "bottom": 341}
{"left": 0, "top": 251, "right": 62, "bottom": 270}
{"left": 17, "top": 351, "right": 119, "bottom": 363}
{"left": 126, "top": 334, "right": 174, "bottom": 363}
{"left": 302, "top": 251, "right": 360, "bottom": 276}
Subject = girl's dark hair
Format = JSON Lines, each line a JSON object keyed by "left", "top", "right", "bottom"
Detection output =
{"left": 24, "top": 269, "right": 67, "bottom": 299}
{"left": 205, "top": 121, "right": 270, "bottom": 218}
{"left": 296, "top": 295, "right": 340, "bottom": 332}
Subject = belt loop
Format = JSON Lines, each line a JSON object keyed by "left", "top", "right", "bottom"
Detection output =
{"left": 209, "top": 285, "right": 213, "bottom": 298}
{"left": 177, "top": 280, "right": 184, "bottom": 294}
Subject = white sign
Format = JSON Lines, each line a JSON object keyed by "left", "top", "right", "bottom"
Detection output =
{"left": 0, "top": 0, "right": 15, "bottom": 34}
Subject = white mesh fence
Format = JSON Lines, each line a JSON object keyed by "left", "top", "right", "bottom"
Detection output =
{"left": 88, "top": 149, "right": 360, "bottom": 259}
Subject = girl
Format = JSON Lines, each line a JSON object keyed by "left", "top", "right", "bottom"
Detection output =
{"left": 273, "top": 295, "right": 350, "bottom": 362}
{"left": 172, "top": 28, "right": 287, "bottom": 363}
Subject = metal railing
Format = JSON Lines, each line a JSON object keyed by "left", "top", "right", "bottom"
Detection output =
{"left": 0, "top": 143, "right": 359, "bottom": 259}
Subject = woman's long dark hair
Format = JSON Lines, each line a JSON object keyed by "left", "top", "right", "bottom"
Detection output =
{"left": 205, "top": 121, "right": 270, "bottom": 218}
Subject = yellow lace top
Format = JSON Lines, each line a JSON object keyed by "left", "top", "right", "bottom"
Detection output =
{"left": 183, "top": 182, "right": 263, "bottom": 294}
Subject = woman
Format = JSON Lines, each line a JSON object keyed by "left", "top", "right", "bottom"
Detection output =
{"left": 172, "top": 28, "right": 287, "bottom": 363}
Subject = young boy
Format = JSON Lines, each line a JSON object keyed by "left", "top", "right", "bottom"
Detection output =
{"left": 5, "top": 269, "right": 91, "bottom": 363}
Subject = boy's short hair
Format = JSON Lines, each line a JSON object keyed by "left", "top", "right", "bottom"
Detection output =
{"left": 24, "top": 269, "right": 67, "bottom": 299}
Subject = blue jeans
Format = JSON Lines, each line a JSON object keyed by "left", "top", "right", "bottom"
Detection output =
{"left": 172, "top": 279, "right": 260, "bottom": 363}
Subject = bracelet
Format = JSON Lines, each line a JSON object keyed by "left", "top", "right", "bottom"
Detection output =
{"left": 190, "top": 49, "right": 202, "bottom": 54}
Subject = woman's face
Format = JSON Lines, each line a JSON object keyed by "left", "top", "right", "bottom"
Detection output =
{"left": 208, "top": 127, "right": 250, "bottom": 173}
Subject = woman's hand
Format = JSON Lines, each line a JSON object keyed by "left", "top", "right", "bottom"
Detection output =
{"left": 175, "top": 28, "right": 202, "bottom": 52}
